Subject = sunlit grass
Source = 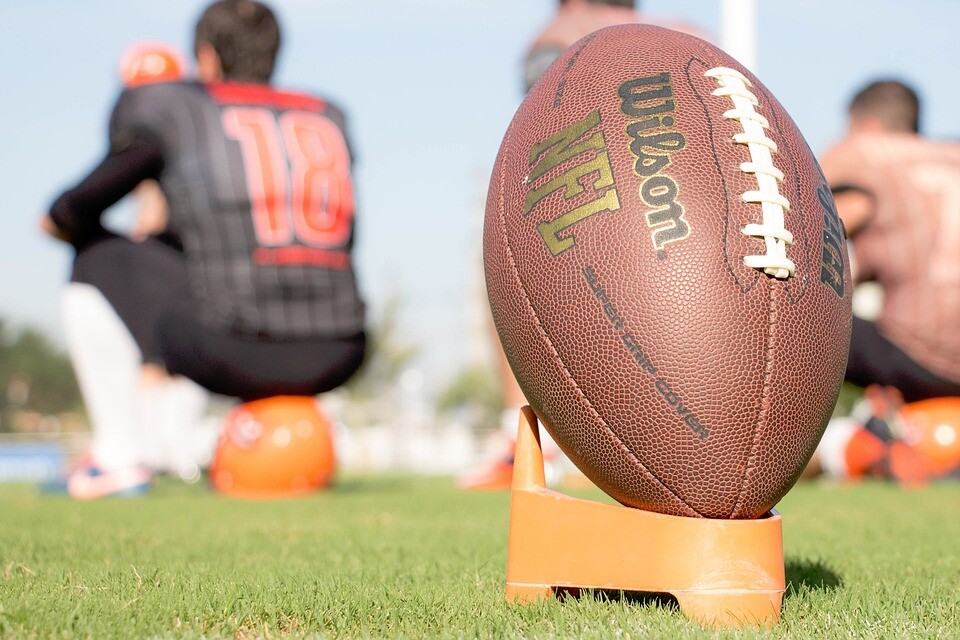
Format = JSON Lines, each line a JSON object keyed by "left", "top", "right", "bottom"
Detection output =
{"left": 0, "top": 475, "right": 957, "bottom": 638}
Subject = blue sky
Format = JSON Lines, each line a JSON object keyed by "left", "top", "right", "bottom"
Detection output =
{"left": 2, "top": 1, "right": 959, "bottom": 391}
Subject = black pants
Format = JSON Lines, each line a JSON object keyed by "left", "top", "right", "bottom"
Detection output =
{"left": 71, "top": 234, "right": 365, "bottom": 401}
{"left": 847, "top": 316, "right": 960, "bottom": 403}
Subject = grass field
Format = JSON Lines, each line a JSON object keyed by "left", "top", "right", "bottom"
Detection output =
{"left": 1, "top": 476, "right": 958, "bottom": 639}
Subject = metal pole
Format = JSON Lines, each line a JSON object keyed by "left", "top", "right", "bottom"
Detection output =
{"left": 721, "top": 0, "right": 758, "bottom": 73}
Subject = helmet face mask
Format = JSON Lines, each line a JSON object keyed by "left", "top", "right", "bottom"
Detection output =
{"left": 210, "top": 396, "right": 336, "bottom": 498}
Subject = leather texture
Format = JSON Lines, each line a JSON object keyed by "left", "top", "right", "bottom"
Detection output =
{"left": 484, "top": 25, "right": 852, "bottom": 519}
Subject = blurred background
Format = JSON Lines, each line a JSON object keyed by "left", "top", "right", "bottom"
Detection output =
{"left": 2, "top": 0, "right": 959, "bottom": 478}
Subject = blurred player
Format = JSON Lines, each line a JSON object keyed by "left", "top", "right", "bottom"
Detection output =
{"left": 460, "top": 0, "right": 705, "bottom": 490}
{"left": 116, "top": 41, "right": 212, "bottom": 481}
{"left": 42, "top": 0, "right": 366, "bottom": 498}
{"left": 45, "top": 39, "right": 207, "bottom": 493}
{"left": 119, "top": 41, "right": 188, "bottom": 245}
{"left": 523, "top": 0, "right": 707, "bottom": 93}
{"left": 809, "top": 79, "right": 960, "bottom": 483}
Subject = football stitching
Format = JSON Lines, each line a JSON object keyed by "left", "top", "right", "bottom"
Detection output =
{"left": 733, "top": 282, "right": 777, "bottom": 516}
{"left": 764, "top": 98, "right": 811, "bottom": 304}
{"left": 705, "top": 67, "right": 796, "bottom": 280}
{"left": 496, "top": 118, "right": 697, "bottom": 517}
{"left": 703, "top": 67, "right": 782, "bottom": 516}
{"left": 685, "top": 57, "right": 760, "bottom": 295}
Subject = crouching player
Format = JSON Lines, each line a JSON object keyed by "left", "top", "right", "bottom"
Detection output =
{"left": 42, "top": 0, "right": 366, "bottom": 498}
{"left": 804, "top": 80, "right": 960, "bottom": 486}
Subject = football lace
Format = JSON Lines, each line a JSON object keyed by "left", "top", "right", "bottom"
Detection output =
{"left": 705, "top": 66, "right": 795, "bottom": 279}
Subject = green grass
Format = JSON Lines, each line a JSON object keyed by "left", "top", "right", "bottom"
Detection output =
{"left": 0, "top": 476, "right": 958, "bottom": 639}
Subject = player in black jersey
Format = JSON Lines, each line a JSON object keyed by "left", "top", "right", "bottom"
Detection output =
{"left": 42, "top": 0, "right": 366, "bottom": 498}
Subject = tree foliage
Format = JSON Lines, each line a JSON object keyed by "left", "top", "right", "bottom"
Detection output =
{"left": 338, "top": 293, "right": 421, "bottom": 428}
{"left": 344, "top": 294, "right": 420, "bottom": 398}
{"left": 0, "top": 319, "right": 82, "bottom": 430}
{"left": 436, "top": 364, "right": 502, "bottom": 432}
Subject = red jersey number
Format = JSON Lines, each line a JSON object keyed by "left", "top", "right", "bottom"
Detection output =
{"left": 222, "top": 106, "right": 354, "bottom": 249}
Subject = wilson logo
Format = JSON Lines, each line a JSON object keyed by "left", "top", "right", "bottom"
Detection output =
{"left": 619, "top": 72, "right": 690, "bottom": 256}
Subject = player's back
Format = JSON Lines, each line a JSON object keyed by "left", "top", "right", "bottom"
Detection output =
{"left": 824, "top": 132, "right": 960, "bottom": 382}
{"left": 110, "top": 80, "right": 364, "bottom": 340}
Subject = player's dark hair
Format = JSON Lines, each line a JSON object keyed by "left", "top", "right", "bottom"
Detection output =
{"left": 194, "top": 0, "right": 281, "bottom": 83}
{"left": 849, "top": 79, "right": 920, "bottom": 133}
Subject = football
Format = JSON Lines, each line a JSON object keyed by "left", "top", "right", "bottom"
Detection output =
{"left": 484, "top": 24, "right": 853, "bottom": 518}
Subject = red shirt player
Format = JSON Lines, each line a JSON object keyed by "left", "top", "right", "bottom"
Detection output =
{"left": 810, "top": 80, "right": 960, "bottom": 485}
{"left": 821, "top": 80, "right": 960, "bottom": 401}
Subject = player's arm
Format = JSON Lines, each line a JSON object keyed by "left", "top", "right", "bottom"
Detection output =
{"left": 820, "top": 143, "right": 876, "bottom": 237}
{"left": 830, "top": 184, "right": 875, "bottom": 237}
{"left": 130, "top": 179, "right": 170, "bottom": 242}
{"left": 43, "top": 136, "right": 164, "bottom": 247}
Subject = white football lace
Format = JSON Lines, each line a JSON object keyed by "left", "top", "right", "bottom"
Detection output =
{"left": 705, "top": 67, "right": 795, "bottom": 279}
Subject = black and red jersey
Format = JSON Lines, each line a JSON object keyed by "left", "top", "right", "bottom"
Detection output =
{"left": 94, "top": 80, "right": 364, "bottom": 340}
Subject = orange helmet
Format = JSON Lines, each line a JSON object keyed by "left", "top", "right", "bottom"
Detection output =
{"left": 118, "top": 41, "right": 186, "bottom": 88}
{"left": 899, "top": 397, "right": 960, "bottom": 476}
{"left": 210, "top": 396, "right": 337, "bottom": 498}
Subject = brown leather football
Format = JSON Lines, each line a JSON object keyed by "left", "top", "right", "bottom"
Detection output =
{"left": 484, "top": 25, "right": 852, "bottom": 519}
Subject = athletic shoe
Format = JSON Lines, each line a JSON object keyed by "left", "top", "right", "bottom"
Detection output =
{"left": 39, "top": 448, "right": 95, "bottom": 495}
{"left": 65, "top": 465, "right": 153, "bottom": 500}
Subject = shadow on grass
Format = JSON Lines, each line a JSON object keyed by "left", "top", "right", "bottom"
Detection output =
{"left": 549, "top": 558, "right": 842, "bottom": 610}
{"left": 785, "top": 558, "right": 843, "bottom": 596}
{"left": 557, "top": 587, "right": 680, "bottom": 612}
